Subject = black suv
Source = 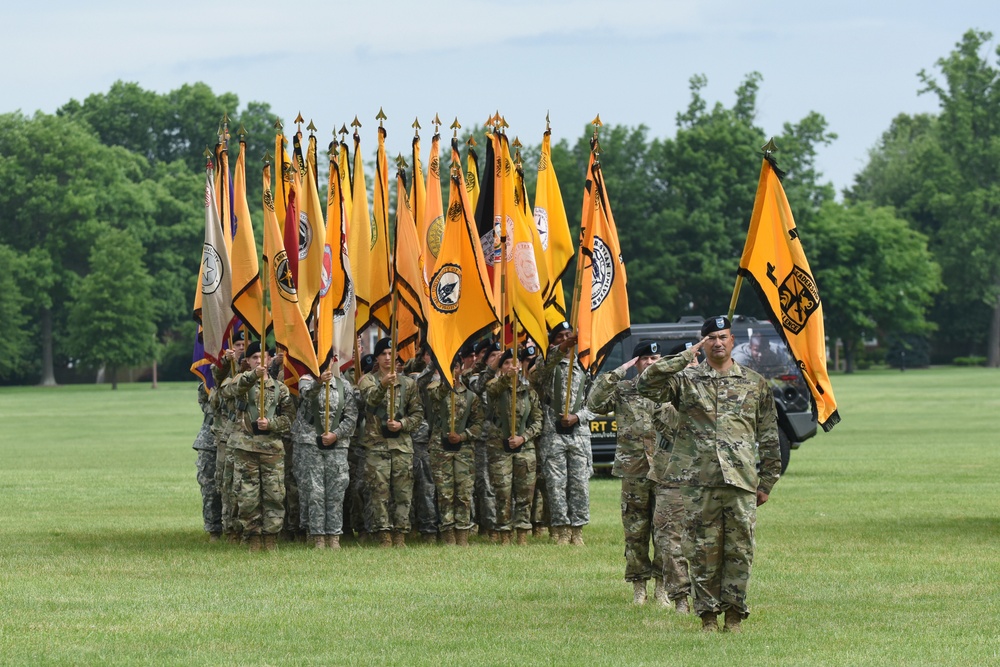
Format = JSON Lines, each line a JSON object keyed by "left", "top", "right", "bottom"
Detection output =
{"left": 589, "top": 316, "right": 816, "bottom": 473}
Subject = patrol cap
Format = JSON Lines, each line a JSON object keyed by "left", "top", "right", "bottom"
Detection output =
{"left": 548, "top": 321, "right": 571, "bottom": 343}
{"left": 498, "top": 348, "right": 515, "bottom": 366}
{"left": 245, "top": 341, "right": 261, "bottom": 358}
{"left": 360, "top": 354, "right": 376, "bottom": 373}
{"left": 373, "top": 337, "right": 392, "bottom": 357}
{"left": 700, "top": 316, "right": 732, "bottom": 337}
{"left": 632, "top": 341, "right": 659, "bottom": 358}
{"left": 518, "top": 344, "right": 537, "bottom": 361}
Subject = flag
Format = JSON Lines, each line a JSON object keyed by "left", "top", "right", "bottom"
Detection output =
{"left": 577, "top": 156, "right": 630, "bottom": 374}
{"left": 410, "top": 133, "right": 426, "bottom": 238}
{"left": 393, "top": 169, "right": 425, "bottom": 352}
{"left": 466, "top": 141, "right": 481, "bottom": 218}
{"left": 193, "top": 161, "right": 234, "bottom": 366}
{"left": 262, "top": 160, "right": 319, "bottom": 376}
{"left": 736, "top": 155, "right": 840, "bottom": 431}
{"left": 347, "top": 130, "right": 372, "bottom": 333}
{"left": 231, "top": 138, "right": 268, "bottom": 339}
{"left": 297, "top": 132, "right": 328, "bottom": 322}
{"left": 328, "top": 144, "right": 357, "bottom": 374}
{"left": 424, "top": 170, "right": 500, "bottom": 388}
{"left": 190, "top": 326, "right": 214, "bottom": 390}
{"left": 214, "top": 143, "right": 234, "bottom": 256}
{"left": 535, "top": 129, "right": 574, "bottom": 305}
{"left": 339, "top": 135, "right": 354, "bottom": 224}
{"left": 421, "top": 133, "right": 445, "bottom": 277}
{"left": 473, "top": 133, "right": 498, "bottom": 286}
{"left": 318, "top": 142, "right": 351, "bottom": 372}
{"left": 368, "top": 124, "right": 393, "bottom": 332}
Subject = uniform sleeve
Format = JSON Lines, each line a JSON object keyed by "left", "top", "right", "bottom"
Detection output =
{"left": 463, "top": 395, "right": 484, "bottom": 441}
{"left": 467, "top": 365, "right": 494, "bottom": 395}
{"left": 523, "top": 389, "right": 544, "bottom": 442}
{"left": 532, "top": 346, "right": 565, "bottom": 402}
{"left": 269, "top": 385, "right": 295, "bottom": 435}
{"left": 333, "top": 385, "right": 360, "bottom": 441}
{"left": 220, "top": 370, "right": 256, "bottom": 399}
{"left": 399, "top": 380, "right": 425, "bottom": 433}
{"left": 298, "top": 375, "right": 319, "bottom": 399}
{"left": 635, "top": 351, "right": 695, "bottom": 404}
{"left": 486, "top": 374, "right": 512, "bottom": 401}
{"left": 361, "top": 374, "right": 388, "bottom": 410}
{"left": 586, "top": 368, "right": 624, "bottom": 415}
{"left": 755, "top": 378, "right": 782, "bottom": 495}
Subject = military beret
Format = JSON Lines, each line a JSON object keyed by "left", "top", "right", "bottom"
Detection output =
{"left": 548, "top": 321, "right": 571, "bottom": 343}
{"left": 360, "top": 354, "right": 376, "bottom": 374}
{"left": 233, "top": 328, "right": 246, "bottom": 342}
{"left": 632, "top": 341, "right": 659, "bottom": 358}
{"left": 668, "top": 341, "right": 695, "bottom": 356}
{"left": 499, "top": 348, "right": 515, "bottom": 366}
{"left": 373, "top": 337, "right": 392, "bottom": 357}
{"left": 245, "top": 341, "right": 261, "bottom": 358}
{"left": 518, "top": 344, "right": 537, "bottom": 361}
{"left": 700, "top": 316, "right": 732, "bottom": 337}
{"left": 459, "top": 341, "right": 477, "bottom": 357}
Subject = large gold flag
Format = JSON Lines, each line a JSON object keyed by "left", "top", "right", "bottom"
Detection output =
{"left": 421, "top": 133, "right": 445, "bottom": 277}
{"left": 318, "top": 143, "right": 352, "bottom": 372}
{"left": 296, "top": 132, "right": 327, "bottom": 322}
{"left": 347, "top": 130, "right": 372, "bottom": 333}
{"left": 214, "top": 143, "right": 233, "bottom": 258}
{"left": 466, "top": 141, "right": 480, "bottom": 216}
{"left": 194, "top": 160, "right": 234, "bottom": 365}
{"left": 577, "top": 157, "right": 630, "bottom": 374}
{"left": 262, "top": 161, "right": 319, "bottom": 376}
{"left": 410, "top": 133, "right": 426, "bottom": 238}
{"left": 736, "top": 155, "right": 840, "bottom": 431}
{"left": 231, "top": 138, "right": 268, "bottom": 339}
{"left": 393, "top": 170, "right": 424, "bottom": 352}
{"left": 338, "top": 135, "right": 353, "bottom": 224}
{"left": 535, "top": 129, "right": 574, "bottom": 304}
{"left": 425, "top": 169, "right": 500, "bottom": 388}
{"left": 368, "top": 125, "right": 393, "bottom": 332}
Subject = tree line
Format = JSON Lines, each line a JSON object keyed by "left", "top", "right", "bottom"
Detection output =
{"left": 0, "top": 29, "right": 996, "bottom": 384}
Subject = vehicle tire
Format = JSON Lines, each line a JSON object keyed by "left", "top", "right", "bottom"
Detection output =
{"left": 778, "top": 428, "right": 791, "bottom": 474}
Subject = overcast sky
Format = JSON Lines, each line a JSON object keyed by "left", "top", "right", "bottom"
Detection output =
{"left": 5, "top": 1, "right": 999, "bottom": 195}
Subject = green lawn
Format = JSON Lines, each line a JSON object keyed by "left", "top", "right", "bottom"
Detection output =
{"left": 0, "top": 368, "right": 998, "bottom": 666}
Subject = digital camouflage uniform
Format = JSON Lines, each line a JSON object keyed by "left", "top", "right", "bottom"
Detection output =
{"left": 636, "top": 349, "right": 781, "bottom": 618}
{"left": 534, "top": 347, "right": 594, "bottom": 529}
{"left": 426, "top": 376, "right": 484, "bottom": 532}
{"left": 220, "top": 369, "right": 295, "bottom": 538}
{"left": 588, "top": 367, "right": 672, "bottom": 584}
{"left": 293, "top": 374, "right": 359, "bottom": 537}
{"left": 193, "top": 382, "right": 222, "bottom": 535}
{"left": 358, "top": 370, "right": 424, "bottom": 534}
{"left": 486, "top": 371, "right": 544, "bottom": 533}
{"left": 463, "top": 362, "right": 497, "bottom": 531}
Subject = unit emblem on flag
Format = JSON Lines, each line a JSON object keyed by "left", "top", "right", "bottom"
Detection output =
{"left": 369, "top": 214, "right": 378, "bottom": 251}
{"left": 429, "top": 264, "right": 462, "bottom": 313}
{"left": 514, "top": 242, "right": 541, "bottom": 293}
{"left": 274, "top": 250, "right": 298, "bottom": 301}
{"left": 319, "top": 245, "right": 333, "bottom": 297}
{"left": 426, "top": 216, "right": 444, "bottom": 257}
{"left": 590, "top": 236, "right": 615, "bottom": 310}
{"left": 201, "top": 244, "right": 224, "bottom": 295}
{"left": 298, "top": 212, "right": 312, "bottom": 260}
{"left": 533, "top": 207, "right": 550, "bottom": 251}
{"left": 778, "top": 265, "right": 820, "bottom": 335}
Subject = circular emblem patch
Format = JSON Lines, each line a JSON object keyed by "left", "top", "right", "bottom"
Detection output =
{"left": 590, "top": 236, "right": 614, "bottom": 310}
{"left": 273, "top": 250, "right": 298, "bottom": 302}
{"left": 429, "top": 264, "right": 462, "bottom": 313}
{"left": 533, "top": 207, "right": 550, "bottom": 251}
{"left": 514, "top": 242, "right": 541, "bottom": 293}
{"left": 298, "top": 211, "right": 312, "bottom": 260}
{"left": 201, "top": 244, "right": 224, "bottom": 295}
{"left": 319, "top": 245, "right": 334, "bottom": 297}
{"left": 369, "top": 214, "right": 378, "bottom": 251}
{"left": 426, "top": 215, "right": 444, "bottom": 259}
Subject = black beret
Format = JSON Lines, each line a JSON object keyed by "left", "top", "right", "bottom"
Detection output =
{"left": 360, "top": 354, "right": 376, "bottom": 373}
{"left": 548, "top": 321, "right": 571, "bottom": 343}
{"left": 373, "top": 337, "right": 392, "bottom": 357}
{"left": 245, "top": 341, "right": 261, "bottom": 358}
{"left": 632, "top": 341, "right": 659, "bottom": 358}
{"left": 499, "top": 349, "right": 515, "bottom": 366}
{"left": 700, "top": 316, "right": 732, "bottom": 337}
{"left": 668, "top": 341, "right": 695, "bottom": 356}
{"left": 233, "top": 328, "right": 246, "bottom": 342}
{"left": 459, "top": 341, "right": 477, "bottom": 357}
{"left": 518, "top": 345, "right": 537, "bottom": 361}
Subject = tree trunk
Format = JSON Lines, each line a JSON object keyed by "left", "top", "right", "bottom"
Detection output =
{"left": 844, "top": 340, "right": 856, "bottom": 374}
{"left": 38, "top": 307, "right": 57, "bottom": 386}
{"left": 988, "top": 291, "right": 1000, "bottom": 368}
{"left": 111, "top": 366, "right": 118, "bottom": 390}
{"left": 151, "top": 358, "right": 158, "bottom": 389}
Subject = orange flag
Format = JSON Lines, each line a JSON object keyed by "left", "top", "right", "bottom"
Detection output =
{"left": 347, "top": 129, "right": 372, "bottom": 334}
{"left": 421, "top": 132, "right": 445, "bottom": 278}
{"left": 231, "top": 138, "right": 268, "bottom": 339}
{"left": 294, "top": 132, "right": 327, "bottom": 322}
{"left": 535, "top": 129, "right": 574, "bottom": 304}
{"left": 367, "top": 124, "right": 393, "bottom": 333}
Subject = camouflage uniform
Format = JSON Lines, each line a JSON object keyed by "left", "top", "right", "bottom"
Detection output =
{"left": 358, "top": 370, "right": 424, "bottom": 534}
{"left": 410, "top": 370, "right": 438, "bottom": 537}
{"left": 636, "top": 349, "right": 781, "bottom": 618}
{"left": 220, "top": 369, "right": 295, "bottom": 538}
{"left": 534, "top": 347, "right": 594, "bottom": 529}
{"left": 588, "top": 367, "right": 672, "bottom": 584}
{"left": 193, "top": 382, "right": 222, "bottom": 535}
{"left": 486, "top": 371, "right": 544, "bottom": 533}
{"left": 293, "top": 374, "right": 359, "bottom": 537}
{"left": 426, "top": 376, "right": 484, "bottom": 532}
{"left": 464, "top": 362, "right": 497, "bottom": 531}
{"left": 211, "top": 360, "right": 241, "bottom": 536}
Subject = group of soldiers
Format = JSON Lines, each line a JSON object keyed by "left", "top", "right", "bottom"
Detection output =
{"left": 191, "top": 315, "right": 781, "bottom": 633}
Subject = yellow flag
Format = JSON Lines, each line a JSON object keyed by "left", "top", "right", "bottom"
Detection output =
{"left": 347, "top": 130, "right": 372, "bottom": 334}
{"left": 421, "top": 133, "right": 445, "bottom": 277}
{"left": 369, "top": 125, "right": 393, "bottom": 332}
{"left": 535, "top": 130, "right": 574, "bottom": 304}
{"left": 327, "top": 145, "right": 356, "bottom": 374}
{"left": 316, "top": 141, "right": 350, "bottom": 372}
{"left": 466, "top": 141, "right": 481, "bottom": 216}
{"left": 296, "top": 133, "right": 327, "bottom": 322}
{"left": 736, "top": 156, "right": 840, "bottom": 431}
{"left": 410, "top": 134, "right": 426, "bottom": 238}
{"left": 393, "top": 170, "right": 425, "bottom": 351}
{"left": 231, "top": 139, "right": 268, "bottom": 339}
{"left": 425, "top": 169, "right": 500, "bottom": 388}
{"left": 339, "top": 136, "right": 353, "bottom": 224}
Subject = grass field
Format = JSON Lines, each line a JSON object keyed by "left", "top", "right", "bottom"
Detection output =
{"left": 0, "top": 367, "right": 998, "bottom": 666}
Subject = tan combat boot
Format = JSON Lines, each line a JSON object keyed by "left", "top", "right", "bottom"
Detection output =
{"left": 358, "top": 531, "right": 370, "bottom": 545}
{"left": 378, "top": 531, "right": 392, "bottom": 548}
{"left": 326, "top": 535, "right": 341, "bottom": 550}
{"left": 516, "top": 529, "right": 528, "bottom": 546}
{"left": 488, "top": 530, "right": 500, "bottom": 544}
{"left": 441, "top": 529, "right": 456, "bottom": 545}
{"left": 674, "top": 598, "right": 690, "bottom": 615}
{"left": 209, "top": 532, "right": 221, "bottom": 543}
{"left": 246, "top": 535, "right": 262, "bottom": 553}
{"left": 532, "top": 524, "right": 545, "bottom": 539}
{"left": 555, "top": 526, "right": 570, "bottom": 546}
{"left": 312, "top": 535, "right": 326, "bottom": 549}
{"left": 569, "top": 526, "right": 585, "bottom": 546}
{"left": 455, "top": 529, "right": 469, "bottom": 546}
{"left": 723, "top": 611, "right": 743, "bottom": 633}
{"left": 547, "top": 526, "right": 556, "bottom": 542}
{"left": 700, "top": 612, "right": 719, "bottom": 633}
{"left": 500, "top": 530, "right": 512, "bottom": 546}
{"left": 227, "top": 532, "right": 241, "bottom": 545}
{"left": 653, "top": 578, "right": 668, "bottom": 606}
{"left": 392, "top": 531, "right": 407, "bottom": 548}
{"left": 263, "top": 534, "right": 278, "bottom": 552}
{"left": 632, "top": 580, "right": 648, "bottom": 605}
{"left": 422, "top": 533, "right": 438, "bottom": 544}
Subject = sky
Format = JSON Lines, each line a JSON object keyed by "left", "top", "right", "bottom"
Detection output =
{"left": 4, "top": 1, "right": 999, "bottom": 195}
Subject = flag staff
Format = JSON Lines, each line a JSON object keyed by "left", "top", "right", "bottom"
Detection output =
{"left": 259, "top": 150, "right": 274, "bottom": 419}
{"left": 728, "top": 138, "right": 778, "bottom": 321}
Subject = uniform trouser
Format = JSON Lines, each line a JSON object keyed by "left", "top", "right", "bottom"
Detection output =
{"left": 430, "top": 444, "right": 476, "bottom": 531}
{"left": 292, "top": 437, "right": 310, "bottom": 532}
{"left": 363, "top": 449, "right": 414, "bottom": 533}
{"left": 488, "top": 446, "right": 537, "bottom": 532}
{"left": 346, "top": 445, "right": 366, "bottom": 533}
{"left": 531, "top": 451, "right": 548, "bottom": 526}
{"left": 681, "top": 485, "right": 756, "bottom": 618}
{"left": 215, "top": 438, "right": 239, "bottom": 534}
{"left": 473, "top": 439, "right": 496, "bottom": 529}
{"left": 541, "top": 444, "right": 590, "bottom": 527}
{"left": 411, "top": 440, "right": 438, "bottom": 534}
{"left": 652, "top": 484, "right": 693, "bottom": 600}
{"left": 282, "top": 440, "right": 300, "bottom": 533}
{"left": 619, "top": 476, "right": 662, "bottom": 583}
{"left": 195, "top": 449, "right": 222, "bottom": 534}
{"left": 232, "top": 448, "right": 286, "bottom": 536}
{"left": 299, "top": 444, "right": 350, "bottom": 536}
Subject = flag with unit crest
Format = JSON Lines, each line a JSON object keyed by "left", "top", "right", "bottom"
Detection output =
{"left": 193, "top": 160, "right": 234, "bottom": 365}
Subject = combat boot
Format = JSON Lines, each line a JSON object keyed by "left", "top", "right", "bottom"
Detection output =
{"left": 422, "top": 532, "right": 437, "bottom": 544}
{"left": 392, "top": 531, "right": 407, "bottom": 548}
{"left": 516, "top": 529, "right": 528, "bottom": 546}
{"left": 674, "top": 598, "right": 690, "bottom": 615}
{"left": 263, "top": 534, "right": 278, "bottom": 552}
{"left": 227, "top": 532, "right": 241, "bottom": 545}
{"left": 358, "top": 531, "right": 371, "bottom": 545}
{"left": 653, "top": 578, "right": 668, "bottom": 606}
{"left": 723, "top": 611, "right": 743, "bottom": 633}
{"left": 326, "top": 535, "right": 341, "bottom": 550}
{"left": 209, "top": 532, "right": 221, "bottom": 543}
{"left": 555, "top": 526, "right": 570, "bottom": 546}
{"left": 532, "top": 524, "right": 545, "bottom": 539}
{"left": 441, "top": 529, "right": 456, "bottom": 545}
{"left": 377, "top": 531, "right": 392, "bottom": 548}
{"left": 632, "top": 580, "right": 648, "bottom": 605}
{"left": 311, "top": 535, "right": 326, "bottom": 549}
{"left": 246, "top": 535, "right": 262, "bottom": 553}
{"left": 700, "top": 612, "right": 719, "bottom": 633}
{"left": 569, "top": 526, "right": 585, "bottom": 546}
{"left": 500, "top": 530, "right": 512, "bottom": 546}
{"left": 455, "top": 529, "right": 470, "bottom": 547}
{"left": 488, "top": 530, "right": 500, "bottom": 544}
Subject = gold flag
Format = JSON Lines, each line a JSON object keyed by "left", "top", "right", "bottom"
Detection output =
{"left": 393, "top": 169, "right": 425, "bottom": 351}
{"left": 421, "top": 133, "right": 445, "bottom": 278}
{"left": 410, "top": 133, "right": 426, "bottom": 240}
{"left": 535, "top": 129, "right": 574, "bottom": 305}
{"left": 368, "top": 125, "right": 393, "bottom": 332}
{"left": 347, "top": 130, "right": 372, "bottom": 333}
{"left": 231, "top": 139, "right": 268, "bottom": 339}
{"left": 296, "top": 133, "right": 327, "bottom": 322}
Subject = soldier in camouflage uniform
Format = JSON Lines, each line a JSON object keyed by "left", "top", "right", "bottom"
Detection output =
{"left": 485, "top": 349, "right": 544, "bottom": 546}
{"left": 534, "top": 321, "right": 594, "bottom": 546}
{"left": 462, "top": 341, "right": 498, "bottom": 536}
{"left": 220, "top": 342, "right": 296, "bottom": 552}
{"left": 426, "top": 357, "right": 484, "bottom": 546}
{"left": 636, "top": 316, "right": 781, "bottom": 633}
{"left": 345, "top": 353, "right": 376, "bottom": 541}
{"left": 212, "top": 341, "right": 245, "bottom": 542}
{"left": 193, "top": 381, "right": 222, "bottom": 540}
{"left": 358, "top": 337, "right": 425, "bottom": 548}
{"left": 410, "top": 348, "right": 439, "bottom": 543}
{"left": 588, "top": 341, "right": 679, "bottom": 606}
{"left": 293, "top": 365, "right": 359, "bottom": 549}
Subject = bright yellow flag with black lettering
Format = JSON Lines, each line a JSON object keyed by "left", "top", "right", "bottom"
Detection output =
{"left": 535, "top": 129, "right": 574, "bottom": 305}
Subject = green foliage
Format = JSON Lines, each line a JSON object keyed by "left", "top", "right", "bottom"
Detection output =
{"left": 953, "top": 355, "right": 987, "bottom": 366}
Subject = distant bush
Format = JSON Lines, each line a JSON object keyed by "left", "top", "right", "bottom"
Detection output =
{"left": 953, "top": 356, "right": 987, "bottom": 367}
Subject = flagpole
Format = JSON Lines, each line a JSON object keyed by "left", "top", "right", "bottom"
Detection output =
{"left": 511, "top": 312, "right": 518, "bottom": 440}
{"left": 388, "top": 291, "right": 399, "bottom": 418}
{"left": 727, "top": 276, "right": 744, "bottom": 322}
{"left": 259, "top": 260, "right": 267, "bottom": 419}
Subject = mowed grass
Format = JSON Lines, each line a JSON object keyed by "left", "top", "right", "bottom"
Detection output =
{"left": 0, "top": 368, "right": 998, "bottom": 666}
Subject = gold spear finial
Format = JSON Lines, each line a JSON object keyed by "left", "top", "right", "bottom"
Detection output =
{"left": 395, "top": 153, "right": 408, "bottom": 170}
{"left": 274, "top": 118, "right": 283, "bottom": 131}
{"left": 262, "top": 150, "right": 273, "bottom": 164}
{"left": 451, "top": 117, "right": 461, "bottom": 138}
{"left": 591, "top": 114, "right": 603, "bottom": 129}
{"left": 339, "top": 124, "right": 349, "bottom": 137}
{"left": 351, "top": 116, "right": 362, "bottom": 129}
{"left": 307, "top": 120, "right": 317, "bottom": 134}
{"left": 467, "top": 135, "right": 477, "bottom": 147}
{"left": 546, "top": 111, "right": 551, "bottom": 132}
{"left": 294, "top": 112, "right": 304, "bottom": 126}
{"left": 500, "top": 115, "right": 509, "bottom": 129}
{"left": 376, "top": 107, "right": 387, "bottom": 128}
{"left": 512, "top": 137, "right": 522, "bottom": 148}
{"left": 237, "top": 124, "right": 248, "bottom": 140}
{"left": 222, "top": 112, "right": 230, "bottom": 125}
{"left": 433, "top": 113, "right": 442, "bottom": 131}
{"left": 762, "top": 137, "right": 778, "bottom": 155}
{"left": 203, "top": 147, "right": 212, "bottom": 159}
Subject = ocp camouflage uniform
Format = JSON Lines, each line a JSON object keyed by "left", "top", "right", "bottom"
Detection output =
{"left": 410, "top": 368, "right": 439, "bottom": 538}
{"left": 211, "top": 360, "right": 241, "bottom": 536}
{"left": 486, "top": 370, "right": 543, "bottom": 536}
{"left": 358, "top": 370, "right": 424, "bottom": 535}
{"left": 221, "top": 369, "right": 295, "bottom": 539}
{"left": 636, "top": 349, "right": 781, "bottom": 619}
{"left": 534, "top": 347, "right": 594, "bottom": 530}
{"left": 464, "top": 362, "right": 497, "bottom": 531}
{"left": 193, "top": 382, "right": 222, "bottom": 536}
{"left": 293, "top": 374, "right": 359, "bottom": 538}
{"left": 588, "top": 367, "right": 671, "bottom": 584}
{"left": 426, "top": 375, "right": 483, "bottom": 534}
{"left": 648, "top": 407, "right": 693, "bottom": 605}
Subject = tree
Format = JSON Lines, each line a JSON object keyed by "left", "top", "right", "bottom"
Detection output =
{"left": 65, "top": 229, "right": 156, "bottom": 389}
{"left": 0, "top": 245, "right": 52, "bottom": 383}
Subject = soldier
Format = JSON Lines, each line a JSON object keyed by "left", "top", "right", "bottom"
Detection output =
{"left": 294, "top": 364, "right": 359, "bottom": 549}
{"left": 588, "top": 341, "right": 678, "bottom": 606}
{"left": 192, "top": 381, "right": 221, "bottom": 540}
{"left": 534, "top": 321, "right": 595, "bottom": 546}
{"left": 346, "top": 353, "right": 376, "bottom": 541}
{"left": 220, "top": 342, "right": 295, "bottom": 552}
{"left": 212, "top": 338, "right": 246, "bottom": 543}
{"left": 636, "top": 316, "right": 781, "bottom": 633}
{"left": 358, "top": 337, "right": 425, "bottom": 547}
{"left": 426, "top": 356, "right": 484, "bottom": 546}
{"left": 410, "top": 346, "right": 440, "bottom": 544}
{"left": 483, "top": 348, "right": 543, "bottom": 546}
{"left": 465, "top": 340, "right": 500, "bottom": 536}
